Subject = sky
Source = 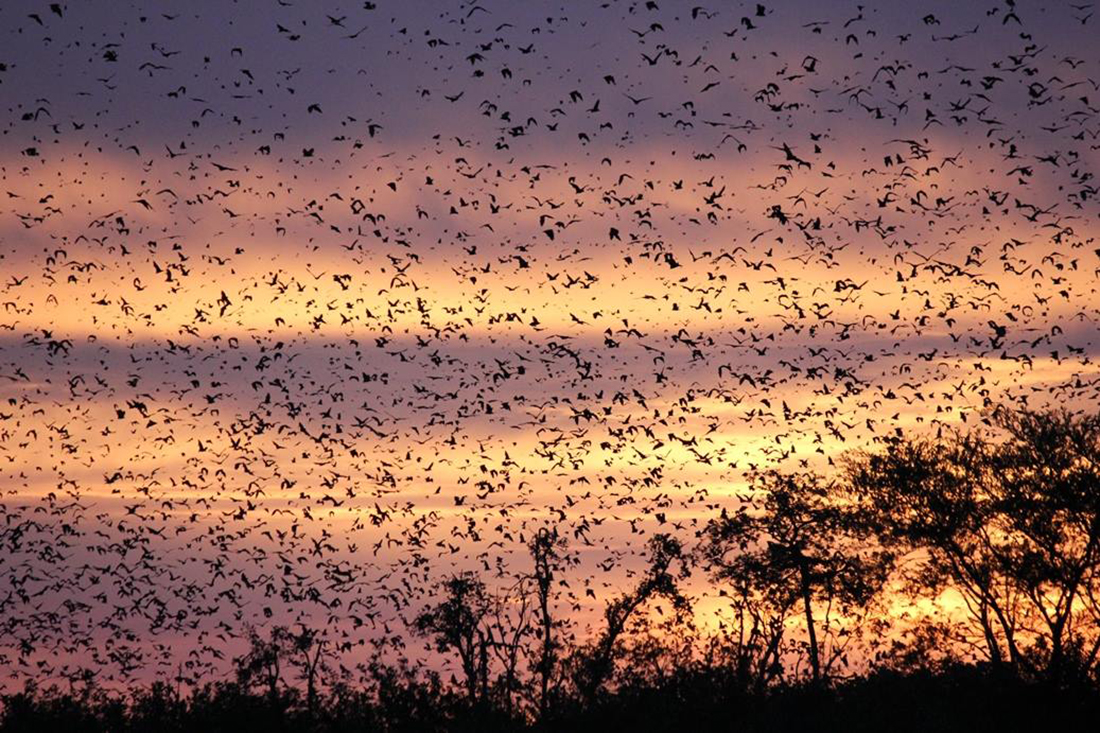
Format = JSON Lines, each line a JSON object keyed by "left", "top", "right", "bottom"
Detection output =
{"left": 1, "top": 0, "right": 1099, "bottom": 689}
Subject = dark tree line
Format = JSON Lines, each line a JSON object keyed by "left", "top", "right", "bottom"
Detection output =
{"left": 5, "top": 406, "right": 1100, "bottom": 732}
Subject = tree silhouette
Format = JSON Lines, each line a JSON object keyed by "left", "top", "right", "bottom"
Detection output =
{"left": 572, "top": 533, "right": 690, "bottom": 706}
{"left": 845, "top": 407, "right": 1100, "bottom": 683}
{"left": 286, "top": 626, "right": 327, "bottom": 717}
{"left": 701, "top": 469, "right": 891, "bottom": 687}
{"left": 484, "top": 574, "right": 531, "bottom": 717}
{"left": 414, "top": 573, "right": 493, "bottom": 705}
{"left": 529, "top": 527, "right": 566, "bottom": 718}
{"left": 236, "top": 625, "right": 290, "bottom": 705}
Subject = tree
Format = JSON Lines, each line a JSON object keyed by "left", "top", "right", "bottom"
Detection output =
{"left": 236, "top": 625, "right": 289, "bottom": 704}
{"left": 484, "top": 575, "right": 531, "bottom": 717}
{"left": 701, "top": 470, "right": 891, "bottom": 687}
{"left": 286, "top": 626, "right": 328, "bottom": 717}
{"left": 529, "top": 527, "right": 566, "bottom": 718}
{"left": 414, "top": 573, "right": 493, "bottom": 704}
{"left": 572, "top": 534, "right": 690, "bottom": 706}
{"left": 845, "top": 406, "right": 1100, "bottom": 683}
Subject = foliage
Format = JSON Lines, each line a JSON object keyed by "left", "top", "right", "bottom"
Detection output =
{"left": 700, "top": 469, "right": 892, "bottom": 687}
{"left": 845, "top": 407, "right": 1100, "bottom": 682}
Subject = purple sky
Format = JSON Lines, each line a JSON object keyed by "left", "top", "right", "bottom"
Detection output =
{"left": 1, "top": 0, "right": 1099, "bottom": 688}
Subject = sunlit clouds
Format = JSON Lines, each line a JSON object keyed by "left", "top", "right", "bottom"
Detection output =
{"left": 1, "top": 0, "right": 1099, "bottom": 688}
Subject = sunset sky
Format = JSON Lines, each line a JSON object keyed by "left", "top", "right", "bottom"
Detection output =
{"left": 1, "top": 0, "right": 1098, "bottom": 687}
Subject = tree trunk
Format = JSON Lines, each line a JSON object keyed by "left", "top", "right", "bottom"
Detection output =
{"left": 799, "top": 557, "right": 821, "bottom": 685}
{"left": 532, "top": 530, "right": 557, "bottom": 720}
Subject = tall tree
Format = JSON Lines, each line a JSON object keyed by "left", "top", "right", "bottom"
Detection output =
{"left": 414, "top": 573, "right": 492, "bottom": 704}
{"left": 845, "top": 407, "right": 1100, "bottom": 682}
{"left": 573, "top": 534, "right": 689, "bottom": 706}
{"left": 236, "top": 626, "right": 289, "bottom": 704}
{"left": 286, "top": 626, "right": 327, "bottom": 718}
{"left": 702, "top": 470, "right": 891, "bottom": 687}
{"left": 529, "top": 527, "right": 566, "bottom": 719}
